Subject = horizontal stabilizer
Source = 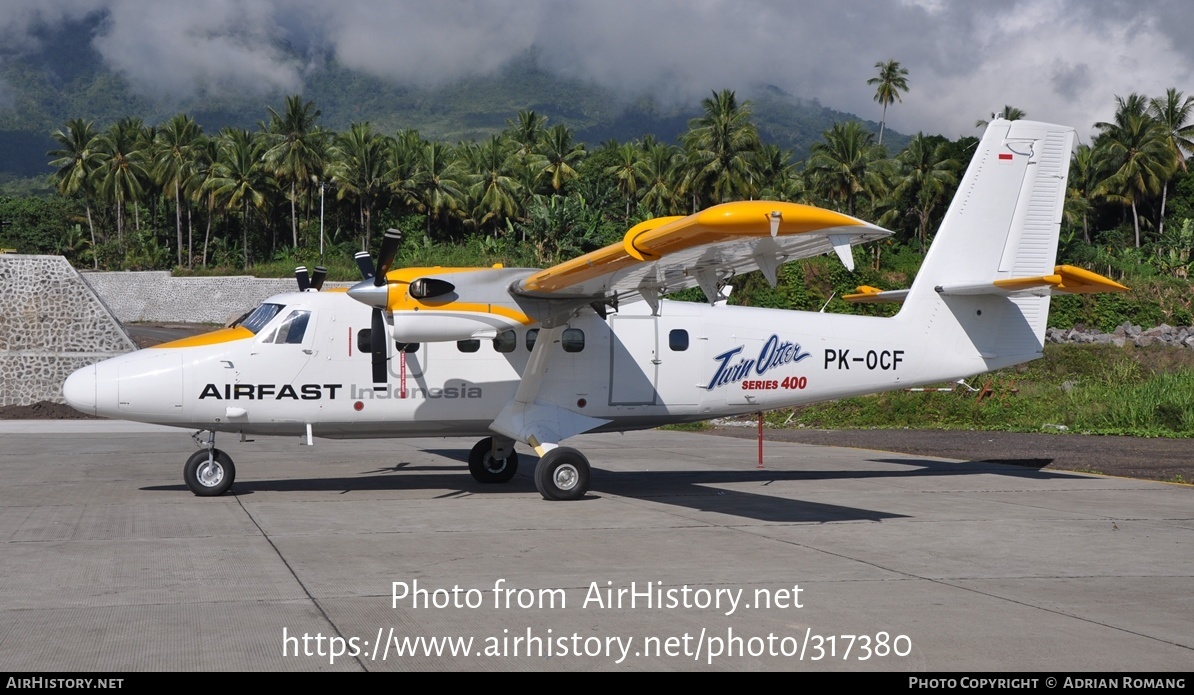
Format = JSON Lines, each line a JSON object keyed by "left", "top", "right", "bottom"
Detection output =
{"left": 842, "top": 285, "right": 909, "bottom": 304}
{"left": 843, "top": 266, "right": 1128, "bottom": 305}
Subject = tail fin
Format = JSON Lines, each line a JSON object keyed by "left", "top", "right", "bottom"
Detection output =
{"left": 899, "top": 119, "right": 1076, "bottom": 369}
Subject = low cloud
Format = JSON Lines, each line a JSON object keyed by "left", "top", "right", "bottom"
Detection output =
{"left": 2, "top": 0, "right": 1192, "bottom": 138}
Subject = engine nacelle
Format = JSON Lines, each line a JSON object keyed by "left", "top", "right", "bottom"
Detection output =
{"left": 389, "top": 310, "right": 528, "bottom": 343}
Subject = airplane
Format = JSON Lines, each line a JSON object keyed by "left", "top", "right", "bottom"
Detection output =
{"left": 62, "top": 118, "right": 1128, "bottom": 501}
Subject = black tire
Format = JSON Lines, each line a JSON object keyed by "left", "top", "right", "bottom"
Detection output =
{"left": 468, "top": 437, "right": 519, "bottom": 484}
{"left": 184, "top": 449, "right": 236, "bottom": 496}
{"left": 534, "top": 447, "right": 590, "bottom": 501}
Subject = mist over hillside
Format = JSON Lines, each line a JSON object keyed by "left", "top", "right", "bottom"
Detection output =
{"left": 0, "top": 14, "right": 906, "bottom": 183}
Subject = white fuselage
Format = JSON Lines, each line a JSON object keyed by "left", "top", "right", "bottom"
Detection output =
{"left": 64, "top": 288, "right": 991, "bottom": 441}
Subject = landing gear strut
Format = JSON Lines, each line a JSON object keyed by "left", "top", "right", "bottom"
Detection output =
{"left": 468, "top": 437, "right": 519, "bottom": 484}
{"left": 184, "top": 430, "right": 236, "bottom": 496}
{"left": 534, "top": 447, "right": 590, "bottom": 501}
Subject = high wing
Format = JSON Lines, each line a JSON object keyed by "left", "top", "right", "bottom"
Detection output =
{"left": 514, "top": 200, "right": 891, "bottom": 310}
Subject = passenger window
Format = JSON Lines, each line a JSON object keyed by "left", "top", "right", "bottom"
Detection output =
{"left": 457, "top": 339, "right": 480, "bottom": 353}
{"left": 525, "top": 328, "right": 539, "bottom": 351}
{"left": 561, "top": 328, "right": 584, "bottom": 353}
{"left": 263, "top": 310, "right": 310, "bottom": 344}
{"left": 493, "top": 330, "right": 516, "bottom": 353}
{"left": 396, "top": 342, "right": 419, "bottom": 353}
{"left": 669, "top": 329, "right": 689, "bottom": 351}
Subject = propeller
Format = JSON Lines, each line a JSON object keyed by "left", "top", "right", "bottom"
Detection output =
{"left": 294, "top": 265, "right": 328, "bottom": 292}
{"left": 348, "top": 229, "right": 404, "bottom": 390}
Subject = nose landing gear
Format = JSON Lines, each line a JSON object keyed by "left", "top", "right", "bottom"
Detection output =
{"left": 184, "top": 430, "right": 236, "bottom": 496}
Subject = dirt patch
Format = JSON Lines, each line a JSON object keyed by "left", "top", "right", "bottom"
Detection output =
{"left": 0, "top": 401, "right": 101, "bottom": 419}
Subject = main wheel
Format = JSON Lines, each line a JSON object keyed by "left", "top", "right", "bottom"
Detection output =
{"left": 184, "top": 449, "right": 236, "bottom": 497}
{"left": 468, "top": 437, "right": 519, "bottom": 484}
{"left": 534, "top": 447, "right": 590, "bottom": 501}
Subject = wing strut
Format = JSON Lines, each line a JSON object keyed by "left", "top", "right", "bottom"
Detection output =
{"left": 489, "top": 325, "right": 609, "bottom": 455}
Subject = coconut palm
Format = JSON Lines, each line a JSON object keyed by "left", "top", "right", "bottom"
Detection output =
{"left": 975, "top": 105, "right": 1027, "bottom": 129}
{"left": 806, "top": 121, "right": 888, "bottom": 217}
{"left": 466, "top": 135, "right": 521, "bottom": 236}
{"left": 329, "top": 122, "right": 388, "bottom": 250}
{"left": 679, "top": 90, "right": 762, "bottom": 207}
{"left": 154, "top": 114, "right": 204, "bottom": 266}
{"left": 605, "top": 142, "right": 647, "bottom": 222}
{"left": 890, "top": 133, "right": 959, "bottom": 248}
{"left": 410, "top": 141, "right": 466, "bottom": 237}
{"left": 637, "top": 142, "right": 681, "bottom": 217}
{"left": 868, "top": 60, "right": 909, "bottom": 146}
{"left": 1094, "top": 95, "right": 1172, "bottom": 248}
{"left": 207, "top": 129, "right": 267, "bottom": 269}
{"left": 48, "top": 118, "right": 100, "bottom": 267}
{"left": 262, "top": 95, "right": 327, "bottom": 249}
{"left": 1148, "top": 88, "right": 1194, "bottom": 235}
{"left": 536, "top": 124, "right": 585, "bottom": 193}
{"left": 1066, "top": 143, "right": 1100, "bottom": 244}
{"left": 95, "top": 118, "right": 149, "bottom": 249}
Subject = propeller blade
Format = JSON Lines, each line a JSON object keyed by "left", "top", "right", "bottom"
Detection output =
{"left": 370, "top": 308, "right": 388, "bottom": 388}
{"left": 295, "top": 266, "right": 310, "bottom": 292}
{"left": 355, "top": 251, "right": 375, "bottom": 280}
{"left": 374, "top": 229, "right": 402, "bottom": 287}
{"left": 310, "top": 266, "right": 327, "bottom": 291}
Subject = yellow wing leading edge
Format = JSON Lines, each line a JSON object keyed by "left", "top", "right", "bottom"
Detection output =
{"left": 517, "top": 200, "right": 891, "bottom": 304}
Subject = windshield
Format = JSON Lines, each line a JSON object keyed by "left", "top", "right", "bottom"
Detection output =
{"left": 233, "top": 303, "right": 284, "bottom": 335}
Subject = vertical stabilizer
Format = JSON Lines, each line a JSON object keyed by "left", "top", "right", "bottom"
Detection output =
{"left": 899, "top": 119, "right": 1076, "bottom": 370}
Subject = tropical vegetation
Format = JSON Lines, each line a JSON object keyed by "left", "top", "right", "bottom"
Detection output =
{"left": 0, "top": 78, "right": 1191, "bottom": 330}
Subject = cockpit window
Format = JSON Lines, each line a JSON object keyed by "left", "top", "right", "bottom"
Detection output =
{"left": 235, "top": 303, "right": 285, "bottom": 334}
{"left": 262, "top": 310, "right": 311, "bottom": 345}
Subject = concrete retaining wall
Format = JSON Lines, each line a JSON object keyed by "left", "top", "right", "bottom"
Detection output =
{"left": 0, "top": 255, "right": 138, "bottom": 405}
{"left": 81, "top": 271, "right": 351, "bottom": 324}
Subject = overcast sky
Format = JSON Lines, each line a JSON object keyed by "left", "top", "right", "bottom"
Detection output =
{"left": 3, "top": 0, "right": 1192, "bottom": 141}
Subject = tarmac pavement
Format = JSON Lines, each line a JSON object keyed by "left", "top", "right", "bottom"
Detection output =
{"left": 0, "top": 422, "right": 1190, "bottom": 672}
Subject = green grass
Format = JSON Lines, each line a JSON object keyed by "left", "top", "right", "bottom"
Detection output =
{"left": 778, "top": 344, "right": 1194, "bottom": 438}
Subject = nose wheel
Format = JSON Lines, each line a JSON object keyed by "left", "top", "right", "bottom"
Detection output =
{"left": 184, "top": 430, "right": 236, "bottom": 496}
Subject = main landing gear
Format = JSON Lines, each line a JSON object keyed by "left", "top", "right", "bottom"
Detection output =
{"left": 468, "top": 437, "right": 519, "bottom": 484}
{"left": 184, "top": 430, "right": 236, "bottom": 496}
{"left": 534, "top": 447, "right": 590, "bottom": 501}
{"left": 467, "top": 437, "right": 591, "bottom": 501}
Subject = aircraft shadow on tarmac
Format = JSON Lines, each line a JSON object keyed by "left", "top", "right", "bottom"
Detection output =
{"left": 140, "top": 449, "right": 1089, "bottom": 524}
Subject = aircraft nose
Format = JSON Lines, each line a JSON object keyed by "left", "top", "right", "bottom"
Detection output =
{"left": 62, "top": 364, "right": 97, "bottom": 416}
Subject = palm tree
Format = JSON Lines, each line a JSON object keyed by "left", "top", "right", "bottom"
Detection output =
{"left": 679, "top": 89, "right": 762, "bottom": 207}
{"left": 535, "top": 124, "right": 585, "bottom": 193}
{"left": 207, "top": 129, "right": 267, "bottom": 269}
{"left": 1066, "top": 143, "right": 1100, "bottom": 244}
{"left": 1148, "top": 88, "right": 1194, "bottom": 236}
{"left": 976, "top": 105, "right": 1027, "bottom": 129}
{"left": 868, "top": 60, "right": 909, "bottom": 146}
{"left": 95, "top": 118, "right": 148, "bottom": 249}
{"left": 752, "top": 144, "right": 803, "bottom": 202}
{"left": 806, "top": 121, "right": 888, "bottom": 217}
{"left": 605, "top": 142, "right": 646, "bottom": 222}
{"left": 637, "top": 142, "right": 681, "bottom": 217}
{"left": 48, "top": 118, "right": 100, "bottom": 267}
{"left": 154, "top": 114, "right": 204, "bottom": 266}
{"left": 890, "top": 133, "right": 959, "bottom": 248}
{"left": 262, "top": 95, "right": 327, "bottom": 249}
{"left": 329, "top": 122, "right": 388, "bottom": 250}
{"left": 410, "top": 141, "right": 466, "bottom": 237}
{"left": 386, "top": 129, "right": 424, "bottom": 224}
{"left": 466, "top": 135, "right": 521, "bottom": 236}
{"left": 1094, "top": 95, "right": 1172, "bottom": 248}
